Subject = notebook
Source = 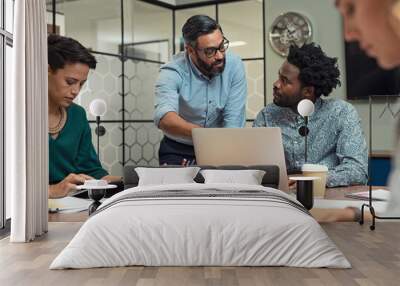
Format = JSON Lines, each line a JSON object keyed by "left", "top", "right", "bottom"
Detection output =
{"left": 48, "top": 197, "right": 92, "bottom": 213}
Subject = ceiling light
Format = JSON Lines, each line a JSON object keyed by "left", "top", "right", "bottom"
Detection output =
{"left": 229, "top": 41, "right": 247, "bottom": 47}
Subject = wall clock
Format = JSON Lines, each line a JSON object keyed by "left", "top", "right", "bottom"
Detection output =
{"left": 269, "top": 12, "right": 313, "bottom": 57}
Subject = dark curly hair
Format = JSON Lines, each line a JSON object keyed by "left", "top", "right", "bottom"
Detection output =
{"left": 182, "top": 15, "right": 222, "bottom": 47}
{"left": 48, "top": 34, "right": 97, "bottom": 71}
{"left": 287, "top": 43, "right": 341, "bottom": 97}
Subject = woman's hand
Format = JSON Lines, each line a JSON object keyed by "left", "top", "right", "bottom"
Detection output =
{"left": 48, "top": 173, "right": 93, "bottom": 198}
{"left": 101, "top": 175, "right": 123, "bottom": 184}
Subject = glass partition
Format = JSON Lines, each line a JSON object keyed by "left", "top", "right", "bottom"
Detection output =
{"left": 5, "top": 43, "right": 11, "bottom": 220}
{"left": 1, "top": 0, "right": 14, "bottom": 229}
{"left": 175, "top": 7, "right": 215, "bottom": 53}
{"left": 89, "top": 122, "right": 124, "bottom": 176}
{"left": 5, "top": 0, "right": 13, "bottom": 33}
{"left": 90, "top": 121, "right": 164, "bottom": 176}
{"left": 0, "top": 0, "right": 2, "bottom": 27}
{"left": 76, "top": 54, "right": 123, "bottom": 121}
{"left": 124, "top": 122, "right": 163, "bottom": 167}
{"left": 0, "top": 36, "right": 3, "bottom": 229}
{"left": 57, "top": 0, "right": 122, "bottom": 54}
{"left": 124, "top": 0, "right": 171, "bottom": 63}
{"left": 47, "top": 0, "right": 266, "bottom": 168}
{"left": 125, "top": 59, "right": 161, "bottom": 120}
{"left": 219, "top": 0, "right": 263, "bottom": 59}
{"left": 366, "top": 96, "right": 399, "bottom": 186}
{"left": 244, "top": 59, "right": 264, "bottom": 120}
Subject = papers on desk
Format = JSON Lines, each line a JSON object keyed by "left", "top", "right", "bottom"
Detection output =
{"left": 48, "top": 197, "right": 92, "bottom": 213}
{"left": 313, "top": 198, "right": 387, "bottom": 213}
{"left": 344, "top": 189, "right": 390, "bottom": 201}
{"left": 288, "top": 192, "right": 388, "bottom": 214}
{"left": 68, "top": 189, "right": 89, "bottom": 197}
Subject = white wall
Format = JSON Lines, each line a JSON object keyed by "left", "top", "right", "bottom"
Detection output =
{"left": 60, "top": 0, "right": 121, "bottom": 54}
{"left": 127, "top": 0, "right": 172, "bottom": 62}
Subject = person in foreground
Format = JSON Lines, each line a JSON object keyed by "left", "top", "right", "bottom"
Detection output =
{"left": 253, "top": 42, "right": 368, "bottom": 188}
{"left": 48, "top": 34, "right": 121, "bottom": 198}
{"left": 154, "top": 15, "right": 247, "bottom": 165}
{"left": 336, "top": 0, "right": 400, "bottom": 217}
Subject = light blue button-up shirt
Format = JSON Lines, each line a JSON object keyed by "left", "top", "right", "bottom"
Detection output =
{"left": 253, "top": 98, "right": 368, "bottom": 187}
{"left": 154, "top": 51, "right": 247, "bottom": 145}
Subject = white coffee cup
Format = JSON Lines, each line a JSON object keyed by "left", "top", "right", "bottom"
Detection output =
{"left": 301, "top": 164, "right": 328, "bottom": 198}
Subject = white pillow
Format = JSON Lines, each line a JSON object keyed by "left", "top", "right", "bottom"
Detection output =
{"left": 200, "top": 169, "right": 266, "bottom": 185}
{"left": 135, "top": 167, "right": 201, "bottom": 186}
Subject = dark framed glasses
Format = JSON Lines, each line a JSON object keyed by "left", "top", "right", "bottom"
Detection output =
{"left": 197, "top": 37, "right": 229, "bottom": 58}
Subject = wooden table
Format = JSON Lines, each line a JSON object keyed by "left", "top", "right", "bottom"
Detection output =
{"left": 49, "top": 185, "right": 387, "bottom": 222}
{"left": 287, "top": 184, "right": 387, "bottom": 199}
{"left": 325, "top": 185, "right": 386, "bottom": 200}
{"left": 48, "top": 211, "right": 88, "bottom": 222}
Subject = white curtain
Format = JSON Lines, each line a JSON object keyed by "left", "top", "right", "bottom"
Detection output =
{"left": 6, "top": 0, "right": 48, "bottom": 242}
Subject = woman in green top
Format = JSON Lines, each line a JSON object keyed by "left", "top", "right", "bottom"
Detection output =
{"left": 48, "top": 35, "right": 120, "bottom": 198}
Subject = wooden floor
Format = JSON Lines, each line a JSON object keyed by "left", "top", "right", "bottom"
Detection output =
{"left": 1, "top": 221, "right": 400, "bottom": 286}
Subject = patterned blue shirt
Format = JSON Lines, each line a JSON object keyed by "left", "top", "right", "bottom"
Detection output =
{"left": 253, "top": 98, "right": 368, "bottom": 187}
{"left": 154, "top": 51, "right": 247, "bottom": 145}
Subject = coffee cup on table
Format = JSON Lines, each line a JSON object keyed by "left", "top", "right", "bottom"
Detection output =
{"left": 289, "top": 176, "right": 318, "bottom": 210}
{"left": 301, "top": 164, "right": 328, "bottom": 198}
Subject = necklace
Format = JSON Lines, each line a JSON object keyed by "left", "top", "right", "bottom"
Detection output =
{"left": 49, "top": 107, "right": 67, "bottom": 135}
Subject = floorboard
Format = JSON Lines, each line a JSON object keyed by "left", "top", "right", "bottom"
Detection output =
{"left": 0, "top": 222, "right": 399, "bottom": 286}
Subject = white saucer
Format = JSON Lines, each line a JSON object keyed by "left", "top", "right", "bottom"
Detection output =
{"left": 76, "top": 184, "right": 117, "bottom": 190}
{"left": 289, "top": 176, "right": 320, "bottom": 181}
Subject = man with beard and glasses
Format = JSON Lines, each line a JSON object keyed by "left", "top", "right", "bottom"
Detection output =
{"left": 154, "top": 15, "right": 247, "bottom": 165}
{"left": 253, "top": 43, "right": 368, "bottom": 187}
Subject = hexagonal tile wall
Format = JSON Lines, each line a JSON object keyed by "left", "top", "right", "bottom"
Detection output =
{"left": 244, "top": 60, "right": 265, "bottom": 120}
{"left": 76, "top": 55, "right": 122, "bottom": 121}
{"left": 124, "top": 59, "right": 159, "bottom": 120}
{"left": 124, "top": 122, "right": 163, "bottom": 167}
{"left": 90, "top": 122, "right": 124, "bottom": 177}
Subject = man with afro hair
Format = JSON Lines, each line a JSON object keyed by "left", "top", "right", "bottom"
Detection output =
{"left": 254, "top": 43, "right": 367, "bottom": 187}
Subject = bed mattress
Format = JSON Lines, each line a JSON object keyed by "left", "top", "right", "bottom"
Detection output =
{"left": 50, "top": 183, "right": 350, "bottom": 269}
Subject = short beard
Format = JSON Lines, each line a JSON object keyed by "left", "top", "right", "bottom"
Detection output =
{"left": 274, "top": 99, "right": 292, "bottom": 108}
{"left": 195, "top": 52, "right": 226, "bottom": 77}
{"left": 273, "top": 91, "right": 303, "bottom": 109}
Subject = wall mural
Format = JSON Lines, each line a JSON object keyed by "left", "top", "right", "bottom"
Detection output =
{"left": 76, "top": 55, "right": 265, "bottom": 176}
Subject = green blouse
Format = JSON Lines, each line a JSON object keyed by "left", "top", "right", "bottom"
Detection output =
{"left": 49, "top": 103, "right": 108, "bottom": 184}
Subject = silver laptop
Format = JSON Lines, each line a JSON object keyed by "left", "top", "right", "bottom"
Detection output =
{"left": 192, "top": 127, "right": 288, "bottom": 192}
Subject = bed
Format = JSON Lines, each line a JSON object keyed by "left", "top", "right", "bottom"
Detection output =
{"left": 50, "top": 166, "right": 350, "bottom": 269}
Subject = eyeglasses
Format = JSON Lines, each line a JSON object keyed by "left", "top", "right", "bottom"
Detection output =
{"left": 196, "top": 37, "right": 230, "bottom": 58}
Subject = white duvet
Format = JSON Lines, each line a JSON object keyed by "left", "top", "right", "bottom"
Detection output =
{"left": 50, "top": 183, "right": 351, "bottom": 269}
